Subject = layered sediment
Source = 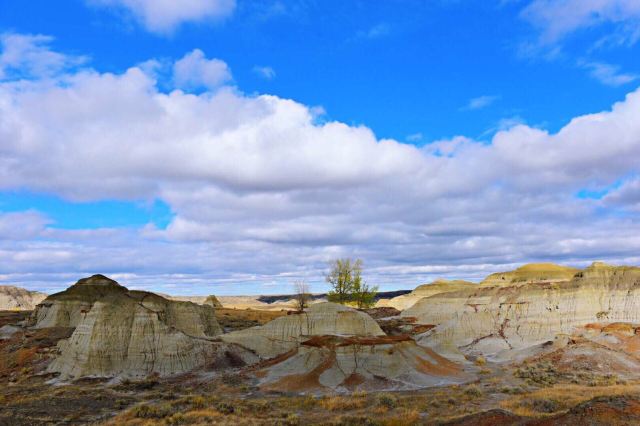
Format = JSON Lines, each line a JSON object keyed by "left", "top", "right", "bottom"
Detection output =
{"left": 379, "top": 279, "right": 476, "bottom": 311}
{"left": 221, "top": 302, "right": 385, "bottom": 358}
{"left": 38, "top": 275, "right": 247, "bottom": 379}
{"left": 403, "top": 262, "right": 640, "bottom": 360}
{"left": 0, "top": 285, "right": 46, "bottom": 311}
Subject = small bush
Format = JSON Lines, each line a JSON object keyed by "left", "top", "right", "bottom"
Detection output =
{"left": 187, "top": 395, "right": 206, "bottom": 409}
{"left": 376, "top": 393, "right": 398, "bottom": 409}
{"left": 131, "top": 403, "right": 172, "bottom": 419}
{"left": 215, "top": 401, "right": 235, "bottom": 415}
{"left": 531, "top": 398, "right": 561, "bottom": 413}
{"left": 283, "top": 413, "right": 300, "bottom": 426}
{"left": 475, "top": 356, "right": 486, "bottom": 366}
{"left": 464, "top": 385, "right": 483, "bottom": 398}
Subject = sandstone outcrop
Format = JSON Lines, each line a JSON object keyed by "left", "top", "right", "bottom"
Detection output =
{"left": 223, "top": 302, "right": 468, "bottom": 391}
{"left": 379, "top": 279, "right": 476, "bottom": 311}
{"left": 221, "top": 302, "right": 385, "bottom": 358}
{"left": 479, "top": 263, "right": 579, "bottom": 287}
{"left": 32, "top": 275, "right": 127, "bottom": 328}
{"left": 257, "top": 335, "right": 469, "bottom": 392}
{"left": 0, "top": 285, "right": 46, "bottom": 311}
{"left": 204, "top": 295, "right": 223, "bottom": 308}
{"left": 41, "top": 275, "right": 255, "bottom": 380}
{"left": 403, "top": 262, "right": 640, "bottom": 361}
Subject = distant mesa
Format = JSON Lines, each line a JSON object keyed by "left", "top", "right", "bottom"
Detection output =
{"left": 479, "top": 262, "right": 579, "bottom": 287}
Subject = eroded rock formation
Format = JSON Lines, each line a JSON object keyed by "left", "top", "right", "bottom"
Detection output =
{"left": 223, "top": 302, "right": 468, "bottom": 391}
{"left": 479, "top": 263, "right": 579, "bottom": 287}
{"left": 39, "top": 275, "right": 256, "bottom": 380}
{"left": 257, "top": 335, "right": 469, "bottom": 392}
{"left": 221, "top": 302, "right": 385, "bottom": 358}
{"left": 0, "top": 285, "right": 46, "bottom": 311}
{"left": 378, "top": 279, "right": 476, "bottom": 311}
{"left": 32, "top": 275, "right": 127, "bottom": 328}
{"left": 404, "top": 262, "right": 640, "bottom": 361}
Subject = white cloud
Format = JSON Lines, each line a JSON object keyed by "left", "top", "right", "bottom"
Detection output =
{"left": 522, "top": 0, "right": 640, "bottom": 45}
{"left": 604, "top": 177, "right": 640, "bottom": 211}
{"left": 173, "top": 49, "right": 232, "bottom": 90}
{"left": 462, "top": 95, "right": 500, "bottom": 111}
{"left": 253, "top": 65, "right": 276, "bottom": 80}
{"left": 89, "top": 0, "right": 236, "bottom": 34}
{"left": 2, "top": 36, "right": 640, "bottom": 293}
{"left": 0, "top": 33, "right": 86, "bottom": 80}
{"left": 580, "top": 61, "right": 638, "bottom": 86}
{"left": 0, "top": 211, "right": 50, "bottom": 240}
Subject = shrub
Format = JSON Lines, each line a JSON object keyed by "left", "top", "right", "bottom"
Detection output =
{"left": 464, "top": 385, "right": 483, "bottom": 398}
{"left": 376, "top": 393, "right": 398, "bottom": 409}
{"left": 215, "top": 401, "right": 235, "bottom": 415}
{"left": 531, "top": 397, "right": 560, "bottom": 413}
{"left": 283, "top": 413, "right": 300, "bottom": 425}
{"left": 131, "top": 403, "right": 172, "bottom": 419}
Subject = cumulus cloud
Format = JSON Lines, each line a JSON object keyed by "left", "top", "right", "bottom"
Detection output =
{"left": 89, "top": 0, "right": 236, "bottom": 34}
{"left": 604, "top": 177, "right": 640, "bottom": 211}
{"left": 2, "top": 35, "right": 640, "bottom": 293}
{"left": 173, "top": 49, "right": 232, "bottom": 90}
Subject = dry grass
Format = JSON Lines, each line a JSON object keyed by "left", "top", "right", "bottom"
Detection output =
{"left": 216, "top": 308, "right": 287, "bottom": 324}
{"left": 319, "top": 395, "right": 368, "bottom": 410}
{"left": 500, "top": 383, "right": 640, "bottom": 416}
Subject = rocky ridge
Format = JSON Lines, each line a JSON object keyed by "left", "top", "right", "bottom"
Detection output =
{"left": 0, "top": 285, "right": 46, "bottom": 311}
{"left": 402, "top": 262, "right": 640, "bottom": 361}
{"left": 378, "top": 279, "right": 476, "bottom": 310}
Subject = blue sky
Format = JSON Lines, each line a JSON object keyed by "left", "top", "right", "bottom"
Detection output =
{"left": 0, "top": 0, "right": 639, "bottom": 294}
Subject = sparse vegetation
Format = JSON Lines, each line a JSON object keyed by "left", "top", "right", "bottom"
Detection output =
{"left": 326, "top": 258, "right": 377, "bottom": 307}
{"left": 293, "top": 280, "right": 311, "bottom": 312}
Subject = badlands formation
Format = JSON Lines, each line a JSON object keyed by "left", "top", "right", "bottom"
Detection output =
{"left": 0, "top": 285, "right": 46, "bottom": 310}
{"left": 21, "top": 275, "right": 470, "bottom": 390}
{"left": 379, "top": 279, "right": 475, "bottom": 310}
{"left": 4, "top": 263, "right": 640, "bottom": 423}
{"left": 32, "top": 275, "right": 257, "bottom": 379}
{"left": 223, "top": 302, "right": 469, "bottom": 391}
{"left": 403, "top": 262, "right": 640, "bottom": 362}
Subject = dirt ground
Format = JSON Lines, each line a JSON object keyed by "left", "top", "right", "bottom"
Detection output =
{"left": 2, "top": 309, "right": 640, "bottom": 425}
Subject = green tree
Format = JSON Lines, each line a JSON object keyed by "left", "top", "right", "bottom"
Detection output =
{"left": 326, "top": 259, "right": 377, "bottom": 307}
{"left": 352, "top": 271, "right": 378, "bottom": 309}
{"left": 326, "top": 258, "right": 359, "bottom": 304}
